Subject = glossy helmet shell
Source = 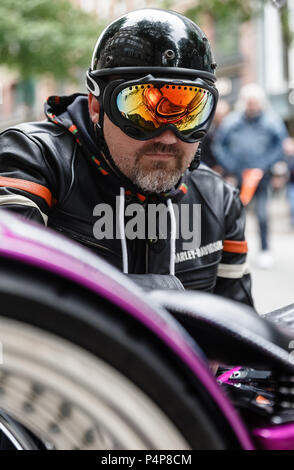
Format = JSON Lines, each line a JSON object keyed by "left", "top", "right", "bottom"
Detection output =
{"left": 90, "top": 8, "right": 217, "bottom": 82}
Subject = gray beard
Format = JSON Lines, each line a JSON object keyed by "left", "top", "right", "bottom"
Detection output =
{"left": 109, "top": 142, "right": 190, "bottom": 193}
{"left": 130, "top": 167, "right": 183, "bottom": 193}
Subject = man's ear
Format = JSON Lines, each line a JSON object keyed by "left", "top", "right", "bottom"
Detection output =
{"left": 88, "top": 93, "right": 100, "bottom": 124}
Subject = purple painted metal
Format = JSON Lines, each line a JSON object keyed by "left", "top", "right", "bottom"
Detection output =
{"left": 0, "top": 212, "right": 255, "bottom": 449}
{"left": 217, "top": 367, "right": 242, "bottom": 384}
{"left": 253, "top": 424, "right": 294, "bottom": 450}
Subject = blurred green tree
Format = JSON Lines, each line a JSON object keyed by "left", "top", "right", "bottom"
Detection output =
{"left": 0, "top": 0, "right": 103, "bottom": 80}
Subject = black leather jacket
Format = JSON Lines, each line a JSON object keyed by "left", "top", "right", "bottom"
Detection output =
{"left": 0, "top": 94, "right": 254, "bottom": 307}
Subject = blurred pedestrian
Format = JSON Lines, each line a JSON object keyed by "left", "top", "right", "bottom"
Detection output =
{"left": 283, "top": 137, "right": 294, "bottom": 228}
{"left": 213, "top": 83, "right": 288, "bottom": 268}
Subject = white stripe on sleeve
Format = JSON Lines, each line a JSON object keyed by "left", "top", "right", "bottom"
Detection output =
{"left": 0, "top": 194, "right": 48, "bottom": 225}
{"left": 217, "top": 262, "right": 250, "bottom": 279}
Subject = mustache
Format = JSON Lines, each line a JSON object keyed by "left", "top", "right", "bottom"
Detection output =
{"left": 135, "top": 142, "right": 184, "bottom": 159}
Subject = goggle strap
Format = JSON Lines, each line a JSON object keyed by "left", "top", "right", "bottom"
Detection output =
{"left": 86, "top": 69, "right": 108, "bottom": 99}
{"left": 90, "top": 66, "right": 216, "bottom": 84}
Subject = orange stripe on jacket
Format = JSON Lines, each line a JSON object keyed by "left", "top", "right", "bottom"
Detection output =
{"left": 223, "top": 240, "right": 248, "bottom": 254}
{"left": 0, "top": 176, "right": 54, "bottom": 208}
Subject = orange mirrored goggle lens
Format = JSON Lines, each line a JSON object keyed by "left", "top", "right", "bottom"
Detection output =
{"left": 116, "top": 83, "right": 214, "bottom": 133}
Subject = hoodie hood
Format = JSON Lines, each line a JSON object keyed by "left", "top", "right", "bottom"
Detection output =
{"left": 44, "top": 93, "right": 189, "bottom": 204}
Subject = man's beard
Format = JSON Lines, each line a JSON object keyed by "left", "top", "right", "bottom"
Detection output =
{"left": 130, "top": 164, "right": 183, "bottom": 193}
{"left": 114, "top": 142, "right": 192, "bottom": 193}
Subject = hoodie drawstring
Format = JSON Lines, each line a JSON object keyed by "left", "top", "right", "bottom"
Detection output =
{"left": 119, "top": 187, "right": 129, "bottom": 274}
{"left": 167, "top": 198, "right": 176, "bottom": 276}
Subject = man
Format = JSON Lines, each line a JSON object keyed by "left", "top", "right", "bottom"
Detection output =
{"left": 213, "top": 83, "right": 287, "bottom": 269}
{"left": 0, "top": 9, "right": 253, "bottom": 306}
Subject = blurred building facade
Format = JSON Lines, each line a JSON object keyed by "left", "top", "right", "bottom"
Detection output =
{"left": 210, "top": 1, "right": 294, "bottom": 134}
{"left": 0, "top": 0, "right": 293, "bottom": 134}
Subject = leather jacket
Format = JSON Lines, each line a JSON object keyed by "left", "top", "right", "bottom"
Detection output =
{"left": 0, "top": 94, "right": 254, "bottom": 307}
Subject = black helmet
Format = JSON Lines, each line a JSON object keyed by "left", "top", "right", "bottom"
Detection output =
{"left": 88, "top": 8, "right": 216, "bottom": 83}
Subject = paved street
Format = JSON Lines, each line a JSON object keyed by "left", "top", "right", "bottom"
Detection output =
{"left": 245, "top": 192, "right": 294, "bottom": 314}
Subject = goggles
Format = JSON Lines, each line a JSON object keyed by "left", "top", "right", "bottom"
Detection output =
{"left": 87, "top": 71, "right": 218, "bottom": 143}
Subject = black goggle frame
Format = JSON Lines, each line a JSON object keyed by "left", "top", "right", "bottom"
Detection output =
{"left": 86, "top": 67, "right": 219, "bottom": 143}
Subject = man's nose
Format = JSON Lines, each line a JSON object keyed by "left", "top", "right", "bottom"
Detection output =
{"left": 152, "top": 129, "right": 178, "bottom": 145}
